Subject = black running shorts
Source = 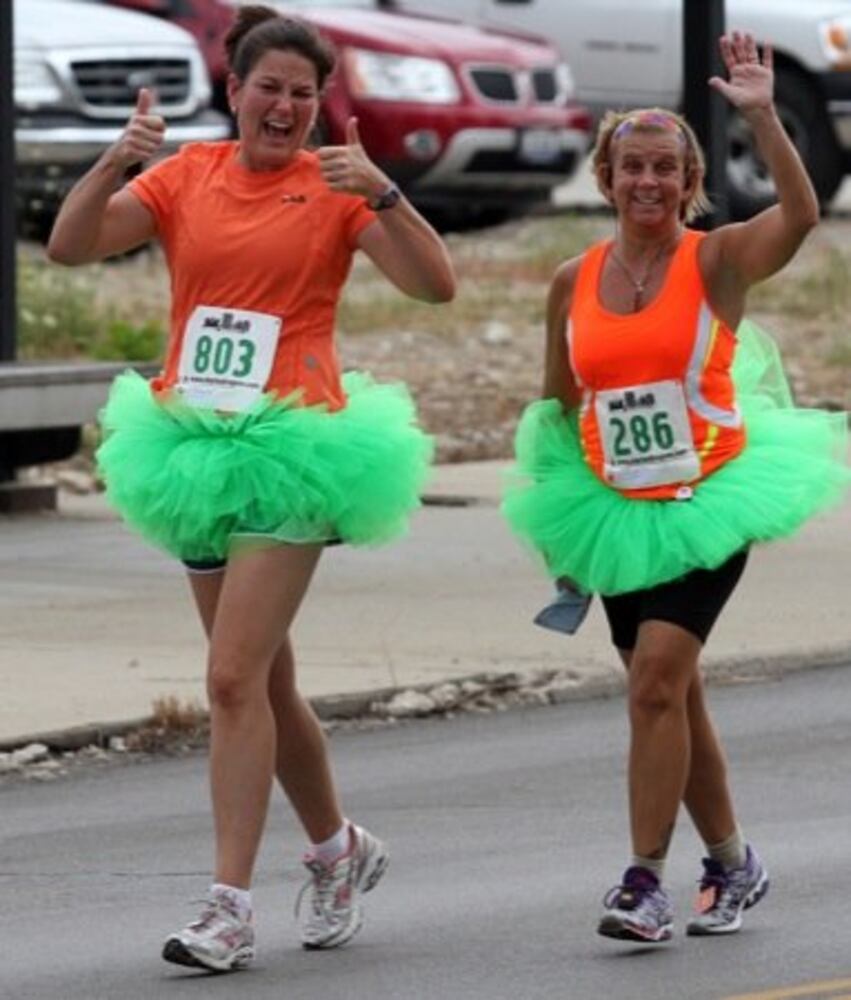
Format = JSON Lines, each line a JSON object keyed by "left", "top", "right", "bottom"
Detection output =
{"left": 600, "top": 548, "right": 749, "bottom": 651}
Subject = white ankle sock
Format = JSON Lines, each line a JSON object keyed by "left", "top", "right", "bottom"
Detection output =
{"left": 310, "top": 822, "right": 350, "bottom": 864}
{"left": 211, "top": 883, "right": 252, "bottom": 920}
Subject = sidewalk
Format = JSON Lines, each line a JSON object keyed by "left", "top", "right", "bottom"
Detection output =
{"left": 1, "top": 461, "right": 849, "bottom": 749}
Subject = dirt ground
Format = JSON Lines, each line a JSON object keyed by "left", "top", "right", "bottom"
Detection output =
{"left": 335, "top": 210, "right": 850, "bottom": 461}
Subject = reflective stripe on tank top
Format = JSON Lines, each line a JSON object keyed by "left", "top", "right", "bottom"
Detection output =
{"left": 685, "top": 302, "right": 742, "bottom": 429}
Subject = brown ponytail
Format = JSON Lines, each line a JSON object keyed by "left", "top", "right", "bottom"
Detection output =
{"left": 224, "top": 4, "right": 336, "bottom": 88}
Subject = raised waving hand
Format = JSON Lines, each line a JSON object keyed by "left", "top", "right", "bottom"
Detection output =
{"left": 709, "top": 31, "right": 773, "bottom": 113}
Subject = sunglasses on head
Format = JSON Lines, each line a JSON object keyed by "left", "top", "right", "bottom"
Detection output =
{"left": 612, "top": 112, "right": 686, "bottom": 142}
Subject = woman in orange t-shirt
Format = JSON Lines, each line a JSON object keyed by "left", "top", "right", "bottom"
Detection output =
{"left": 503, "top": 33, "right": 847, "bottom": 944}
{"left": 48, "top": 5, "right": 455, "bottom": 973}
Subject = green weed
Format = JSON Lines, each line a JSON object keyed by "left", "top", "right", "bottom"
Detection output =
{"left": 16, "top": 255, "right": 165, "bottom": 361}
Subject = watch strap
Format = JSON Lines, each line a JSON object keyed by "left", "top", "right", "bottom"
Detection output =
{"left": 368, "top": 185, "right": 401, "bottom": 212}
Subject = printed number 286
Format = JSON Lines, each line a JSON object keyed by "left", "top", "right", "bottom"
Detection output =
{"left": 612, "top": 412, "right": 674, "bottom": 456}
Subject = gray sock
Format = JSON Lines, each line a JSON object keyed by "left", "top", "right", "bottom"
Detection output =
{"left": 707, "top": 827, "right": 747, "bottom": 871}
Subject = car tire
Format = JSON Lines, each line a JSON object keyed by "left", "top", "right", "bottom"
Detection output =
{"left": 726, "top": 67, "right": 843, "bottom": 220}
{"left": 423, "top": 204, "right": 527, "bottom": 233}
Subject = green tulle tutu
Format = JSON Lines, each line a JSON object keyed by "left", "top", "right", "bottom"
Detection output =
{"left": 502, "top": 321, "right": 849, "bottom": 596}
{"left": 97, "top": 370, "right": 434, "bottom": 560}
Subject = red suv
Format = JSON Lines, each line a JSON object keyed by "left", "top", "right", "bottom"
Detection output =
{"left": 107, "top": 0, "right": 591, "bottom": 226}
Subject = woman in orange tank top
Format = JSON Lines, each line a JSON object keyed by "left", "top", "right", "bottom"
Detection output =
{"left": 504, "top": 31, "right": 848, "bottom": 944}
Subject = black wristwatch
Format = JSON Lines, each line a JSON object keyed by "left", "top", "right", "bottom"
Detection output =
{"left": 368, "top": 185, "right": 401, "bottom": 212}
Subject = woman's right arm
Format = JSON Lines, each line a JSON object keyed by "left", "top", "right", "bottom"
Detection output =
{"left": 47, "top": 88, "right": 165, "bottom": 265}
{"left": 542, "top": 257, "right": 582, "bottom": 409}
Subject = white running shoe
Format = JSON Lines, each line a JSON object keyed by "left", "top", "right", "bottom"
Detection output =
{"left": 296, "top": 823, "right": 389, "bottom": 950}
{"left": 162, "top": 888, "right": 255, "bottom": 972}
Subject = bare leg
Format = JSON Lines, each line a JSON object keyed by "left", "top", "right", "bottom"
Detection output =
{"left": 618, "top": 642, "right": 737, "bottom": 849}
{"left": 202, "top": 543, "right": 322, "bottom": 888}
{"left": 187, "top": 569, "right": 225, "bottom": 637}
{"left": 267, "top": 636, "right": 344, "bottom": 843}
{"left": 627, "top": 620, "right": 700, "bottom": 859}
{"left": 681, "top": 675, "right": 737, "bottom": 844}
{"left": 188, "top": 553, "right": 343, "bottom": 855}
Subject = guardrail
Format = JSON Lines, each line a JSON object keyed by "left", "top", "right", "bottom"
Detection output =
{"left": 0, "top": 360, "right": 158, "bottom": 502}
{"left": 0, "top": 360, "right": 157, "bottom": 430}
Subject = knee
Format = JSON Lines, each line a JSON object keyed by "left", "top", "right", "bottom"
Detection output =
{"left": 207, "top": 653, "right": 265, "bottom": 713}
{"left": 628, "top": 652, "right": 689, "bottom": 719}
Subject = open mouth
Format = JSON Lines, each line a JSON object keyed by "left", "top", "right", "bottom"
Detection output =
{"left": 263, "top": 121, "right": 294, "bottom": 140}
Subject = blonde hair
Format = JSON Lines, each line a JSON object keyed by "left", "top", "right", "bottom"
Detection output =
{"left": 592, "top": 107, "right": 712, "bottom": 222}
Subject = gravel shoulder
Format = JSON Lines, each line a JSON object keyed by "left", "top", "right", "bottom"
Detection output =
{"left": 349, "top": 211, "right": 850, "bottom": 460}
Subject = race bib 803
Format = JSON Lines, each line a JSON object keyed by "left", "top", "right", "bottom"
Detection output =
{"left": 177, "top": 305, "right": 281, "bottom": 412}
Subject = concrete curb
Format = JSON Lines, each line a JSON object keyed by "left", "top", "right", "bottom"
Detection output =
{"left": 2, "top": 642, "right": 849, "bottom": 755}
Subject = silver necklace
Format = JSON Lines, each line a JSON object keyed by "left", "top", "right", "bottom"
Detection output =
{"left": 609, "top": 240, "right": 672, "bottom": 312}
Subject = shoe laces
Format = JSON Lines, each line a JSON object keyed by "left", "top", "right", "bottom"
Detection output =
{"left": 603, "top": 867, "right": 660, "bottom": 910}
{"left": 295, "top": 854, "right": 354, "bottom": 922}
{"left": 187, "top": 895, "right": 241, "bottom": 933}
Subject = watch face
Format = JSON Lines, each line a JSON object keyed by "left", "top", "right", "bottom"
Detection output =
{"left": 374, "top": 186, "right": 401, "bottom": 211}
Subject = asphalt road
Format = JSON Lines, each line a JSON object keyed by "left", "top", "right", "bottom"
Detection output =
{"left": 2, "top": 664, "right": 851, "bottom": 1000}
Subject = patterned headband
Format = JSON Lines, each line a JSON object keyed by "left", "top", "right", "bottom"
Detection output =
{"left": 612, "top": 111, "right": 686, "bottom": 143}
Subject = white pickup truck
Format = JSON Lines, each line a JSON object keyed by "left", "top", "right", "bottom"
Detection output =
{"left": 14, "top": 0, "right": 231, "bottom": 236}
{"left": 401, "top": 0, "right": 851, "bottom": 218}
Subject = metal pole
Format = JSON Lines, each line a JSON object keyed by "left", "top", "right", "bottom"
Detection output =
{"left": 683, "top": 0, "right": 727, "bottom": 228}
{"left": 0, "top": 0, "right": 16, "bottom": 360}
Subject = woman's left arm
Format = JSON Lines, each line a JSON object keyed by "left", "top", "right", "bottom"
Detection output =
{"left": 317, "top": 118, "right": 456, "bottom": 303}
{"left": 705, "top": 32, "right": 819, "bottom": 289}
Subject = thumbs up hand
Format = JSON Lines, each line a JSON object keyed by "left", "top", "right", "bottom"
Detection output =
{"left": 344, "top": 116, "right": 362, "bottom": 148}
{"left": 107, "top": 87, "right": 167, "bottom": 171}
{"left": 316, "top": 116, "right": 391, "bottom": 201}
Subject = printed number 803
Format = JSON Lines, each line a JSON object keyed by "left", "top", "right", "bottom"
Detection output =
{"left": 192, "top": 335, "right": 256, "bottom": 379}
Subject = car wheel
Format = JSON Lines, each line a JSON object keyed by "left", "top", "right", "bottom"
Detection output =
{"left": 726, "top": 67, "right": 843, "bottom": 220}
{"left": 422, "top": 204, "right": 523, "bottom": 233}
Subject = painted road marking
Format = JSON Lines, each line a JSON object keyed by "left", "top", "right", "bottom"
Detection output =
{"left": 723, "top": 978, "right": 851, "bottom": 1000}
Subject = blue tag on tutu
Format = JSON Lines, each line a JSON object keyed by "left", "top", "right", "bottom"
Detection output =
{"left": 533, "top": 584, "right": 593, "bottom": 635}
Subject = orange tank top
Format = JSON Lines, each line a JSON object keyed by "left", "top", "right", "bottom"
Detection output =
{"left": 568, "top": 229, "right": 745, "bottom": 500}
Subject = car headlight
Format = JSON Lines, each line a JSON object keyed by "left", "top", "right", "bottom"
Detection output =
{"left": 555, "top": 62, "right": 575, "bottom": 102}
{"left": 819, "top": 17, "right": 851, "bottom": 70}
{"left": 344, "top": 48, "right": 460, "bottom": 104}
{"left": 14, "top": 51, "right": 65, "bottom": 109}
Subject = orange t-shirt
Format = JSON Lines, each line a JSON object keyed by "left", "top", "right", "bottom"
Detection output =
{"left": 568, "top": 230, "right": 746, "bottom": 500}
{"left": 130, "top": 141, "right": 376, "bottom": 409}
